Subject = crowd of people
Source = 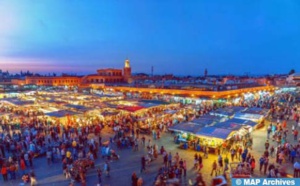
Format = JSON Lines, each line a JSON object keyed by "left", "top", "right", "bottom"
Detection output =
{"left": 0, "top": 89, "right": 299, "bottom": 186}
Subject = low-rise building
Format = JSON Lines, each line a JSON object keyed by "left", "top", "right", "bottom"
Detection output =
{"left": 23, "top": 59, "right": 132, "bottom": 86}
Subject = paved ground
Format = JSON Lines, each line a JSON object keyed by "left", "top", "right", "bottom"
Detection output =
{"left": 2, "top": 117, "right": 299, "bottom": 186}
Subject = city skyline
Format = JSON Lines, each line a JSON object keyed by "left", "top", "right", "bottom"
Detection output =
{"left": 0, "top": 0, "right": 300, "bottom": 75}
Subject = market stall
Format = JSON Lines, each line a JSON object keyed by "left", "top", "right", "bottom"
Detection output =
{"left": 242, "top": 107, "right": 270, "bottom": 118}
{"left": 64, "top": 104, "right": 91, "bottom": 113}
{"left": 45, "top": 110, "right": 81, "bottom": 125}
{"left": 195, "top": 126, "right": 236, "bottom": 153}
{"left": 233, "top": 112, "right": 265, "bottom": 124}
{"left": 225, "top": 118, "right": 257, "bottom": 131}
{"left": 213, "top": 122, "right": 250, "bottom": 145}
{"left": 209, "top": 106, "right": 246, "bottom": 118}
{"left": 169, "top": 122, "right": 206, "bottom": 149}
{"left": 198, "top": 114, "right": 228, "bottom": 123}
{"left": 1, "top": 98, "right": 34, "bottom": 106}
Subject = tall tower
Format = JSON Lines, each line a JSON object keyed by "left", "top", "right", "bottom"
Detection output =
{"left": 123, "top": 58, "right": 132, "bottom": 83}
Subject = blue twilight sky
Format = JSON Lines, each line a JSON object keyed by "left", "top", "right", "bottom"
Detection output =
{"left": 0, "top": 0, "right": 299, "bottom": 75}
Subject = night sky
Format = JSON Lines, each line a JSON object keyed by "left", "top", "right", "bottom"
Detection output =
{"left": 0, "top": 0, "right": 299, "bottom": 75}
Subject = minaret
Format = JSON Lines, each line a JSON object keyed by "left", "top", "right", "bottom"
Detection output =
{"left": 124, "top": 58, "right": 132, "bottom": 83}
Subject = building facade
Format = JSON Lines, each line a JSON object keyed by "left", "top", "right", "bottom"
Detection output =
{"left": 25, "top": 76, "right": 81, "bottom": 86}
{"left": 23, "top": 59, "right": 132, "bottom": 86}
{"left": 82, "top": 69, "right": 124, "bottom": 84}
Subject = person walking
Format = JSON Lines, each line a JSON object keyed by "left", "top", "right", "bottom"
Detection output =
{"left": 210, "top": 160, "right": 217, "bottom": 176}
{"left": 198, "top": 154, "right": 203, "bottom": 171}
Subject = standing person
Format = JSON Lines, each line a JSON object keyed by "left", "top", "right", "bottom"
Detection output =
{"left": 259, "top": 155, "right": 265, "bottom": 172}
{"left": 263, "top": 157, "right": 269, "bottom": 175}
{"left": 9, "top": 163, "right": 16, "bottom": 180}
{"left": 141, "top": 156, "right": 146, "bottom": 173}
{"left": 183, "top": 160, "right": 187, "bottom": 177}
{"left": 293, "top": 130, "right": 298, "bottom": 141}
{"left": 198, "top": 154, "right": 203, "bottom": 171}
{"left": 1, "top": 165, "right": 8, "bottom": 181}
{"left": 97, "top": 169, "right": 102, "bottom": 185}
{"left": 230, "top": 148, "right": 235, "bottom": 161}
{"left": 270, "top": 146, "right": 275, "bottom": 157}
{"left": 265, "top": 140, "right": 270, "bottom": 150}
{"left": 267, "top": 124, "right": 272, "bottom": 139}
{"left": 242, "top": 151, "right": 247, "bottom": 162}
{"left": 174, "top": 152, "right": 180, "bottom": 166}
{"left": 224, "top": 156, "right": 229, "bottom": 167}
{"left": 251, "top": 159, "right": 256, "bottom": 174}
{"left": 103, "top": 161, "right": 110, "bottom": 177}
{"left": 210, "top": 160, "right": 217, "bottom": 176}
{"left": 163, "top": 152, "right": 168, "bottom": 167}
{"left": 131, "top": 172, "right": 138, "bottom": 186}
{"left": 168, "top": 152, "right": 172, "bottom": 167}
{"left": 24, "top": 152, "right": 30, "bottom": 167}
{"left": 238, "top": 146, "right": 242, "bottom": 161}
{"left": 290, "top": 149, "right": 297, "bottom": 163}
{"left": 30, "top": 171, "right": 37, "bottom": 186}
{"left": 218, "top": 154, "right": 223, "bottom": 169}
{"left": 203, "top": 146, "right": 208, "bottom": 159}
{"left": 137, "top": 177, "right": 143, "bottom": 186}
{"left": 29, "top": 153, "right": 33, "bottom": 168}
{"left": 20, "top": 158, "right": 26, "bottom": 176}
{"left": 47, "top": 149, "right": 52, "bottom": 165}
{"left": 293, "top": 161, "right": 300, "bottom": 178}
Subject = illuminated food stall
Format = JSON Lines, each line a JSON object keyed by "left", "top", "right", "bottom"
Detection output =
{"left": 195, "top": 126, "right": 236, "bottom": 153}
{"left": 45, "top": 110, "right": 81, "bottom": 125}
{"left": 168, "top": 122, "right": 206, "bottom": 149}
